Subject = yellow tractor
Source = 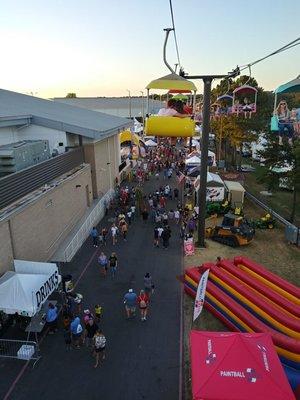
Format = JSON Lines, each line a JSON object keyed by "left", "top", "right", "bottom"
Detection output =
{"left": 205, "top": 213, "right": 255, "bottom": 247}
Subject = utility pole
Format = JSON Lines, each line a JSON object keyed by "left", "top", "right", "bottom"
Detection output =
{"left": 140, "top": 91, "right": 144, "bottom": 123}
{"left": 184, "top": 68, "right": 239, "bottom": 247}
{"left": 127, "top": 89, "right": 132, "bottom": 119}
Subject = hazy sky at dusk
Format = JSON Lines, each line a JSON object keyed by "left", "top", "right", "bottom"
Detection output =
{"left": 1, "top": 0, "right": 299, "bottom": 98}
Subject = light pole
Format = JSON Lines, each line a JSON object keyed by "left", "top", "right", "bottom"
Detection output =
{"left": 127, "top": 89, "right": 132, "bottom": 119}
{"left": 140, "top": 91, "right": 144, "bottom": 123}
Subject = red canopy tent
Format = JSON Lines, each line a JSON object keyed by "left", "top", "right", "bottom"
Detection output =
{"left": 190, "top": 331, "right": 295, "bottom": 400}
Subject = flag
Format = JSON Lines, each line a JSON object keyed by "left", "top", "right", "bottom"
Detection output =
{"left": 177, "top": 172, "right": 186, "bottom": 185}
{"left": 193, "top": 269, "right": 209, "bottom": 322}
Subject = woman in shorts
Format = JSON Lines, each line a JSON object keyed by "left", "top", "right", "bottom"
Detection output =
{"left": 137, "top": 289, "right": 149, "bottom": 322}
{"left": 93, "top": 330, "right": 106, "bottom": 368}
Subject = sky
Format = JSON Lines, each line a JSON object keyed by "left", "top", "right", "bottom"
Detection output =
{"left": 0, "top": 0, "right": 299, "bottom": 98}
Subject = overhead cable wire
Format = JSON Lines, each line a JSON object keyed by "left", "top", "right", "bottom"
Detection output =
{"left": 238, "top": 37, "right": 300, "bottom": 72}
{"left": 169, "top": 0, "right": 181, "bottom": 69}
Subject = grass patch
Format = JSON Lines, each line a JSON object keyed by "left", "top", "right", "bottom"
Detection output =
{"left": 243, "top": 161, "right": 300, "bottom": 225}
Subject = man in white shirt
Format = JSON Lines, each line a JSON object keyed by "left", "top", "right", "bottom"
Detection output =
{"left": 157, "top": 227, "right": 164, "bottom": 237}
{"left": 111, "top": 224, "right": 118, "bottom": 245}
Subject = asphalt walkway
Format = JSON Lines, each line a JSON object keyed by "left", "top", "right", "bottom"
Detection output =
{"left": 0, "top": 174, "right": 184, "bottom": 400}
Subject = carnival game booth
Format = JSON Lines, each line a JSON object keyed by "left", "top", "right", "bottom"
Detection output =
{"left": 190, "top": 331, "right": 295, "bottom": 400}
{"left": 194, "top": 172, "right": 225, "bottom": 202}
{"left": 0, "top": 260, "right": 61, "bottom": 317}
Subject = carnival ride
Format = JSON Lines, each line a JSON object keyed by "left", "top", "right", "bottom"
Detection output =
{"left": 271, "top": 75, "right": 300, "bottom": 145}
{"left": 144, "top": 28, "right": 197, "bottom": 138}
{"left": 184, "top": 256, "right": 300, "bottom": 390}
{"left": 231, "top": 84, "right": 258, "bottom": 117}
{"left": 145, "top": 73, "right": 196, "bottom": 137}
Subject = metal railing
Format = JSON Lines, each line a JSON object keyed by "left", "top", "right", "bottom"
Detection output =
{"left": 245, "top": 191, "right": 294, "bottom": 227}
{"left": 245, "top": 191, "right": 300, "bottom": 246}
{"left": 0, "top": 339, "right": 40, "bottom": 363}
{"left": 0, "top": 147, "right": 84, "bottom": 210}
{"left": 62, "top": 189, "right": 115, "bottom": 262}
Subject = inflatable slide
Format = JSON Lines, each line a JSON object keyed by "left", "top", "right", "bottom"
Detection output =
{"left": 184, "top": 256, "right": 300, "bottom": 391}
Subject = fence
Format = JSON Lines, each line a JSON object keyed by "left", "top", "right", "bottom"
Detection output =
{"left": 62, "top": 189, "right": 115, "bottom": 262}
{"left": 245, "top": 191, "right": 300, "bottom": 246}
{"left": 0, "top": 147, "right": 84, "bottom": 210}
{"left": 0, "top": 339, "right": 40, "bottom": 364}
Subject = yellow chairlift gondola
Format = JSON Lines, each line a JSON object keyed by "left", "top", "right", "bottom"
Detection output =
{"left": 144, "top": 29, "right": 197, "bottom": 138}
{"left": 145, "top": 73, "right": 196, "bottom": 138}
{"left": 119, "top": 130, "right": 140, "bottom": 146}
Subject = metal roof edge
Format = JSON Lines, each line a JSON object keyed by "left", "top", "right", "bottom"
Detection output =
{"left": 32, "top": 116, "right": 132, "bottom": 140}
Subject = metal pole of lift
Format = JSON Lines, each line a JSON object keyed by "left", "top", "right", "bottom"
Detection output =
{"left": 197, "top": 77, "right": 212, "bottom": 247}
{"left": 184, "top": 68, "right": 239, "bottom": 247}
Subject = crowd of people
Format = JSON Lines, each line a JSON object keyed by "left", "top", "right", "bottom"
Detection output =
{"left": 45, "top": 138, "right": 198, "bottom": 370}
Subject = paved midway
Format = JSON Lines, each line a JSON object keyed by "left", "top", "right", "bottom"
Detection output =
{"left": 0, "top": 174, "right": 184, "bottom": 400}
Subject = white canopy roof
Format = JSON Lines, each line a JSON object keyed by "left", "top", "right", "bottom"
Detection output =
{"left": 185, "top": 155, "right": 200, "bottom": 165}
{"left": 145, "top": 139, "right": 157, "bottom": 146}
{"left": 207, "top": 172, "right": 224, "bottom": 185}
{"left": 0, "top": 260, "right": 61, "bottom": 317}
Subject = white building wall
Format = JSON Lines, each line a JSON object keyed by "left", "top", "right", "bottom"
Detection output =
{"left": 0, "top": 125, "right": 67, "bottom": 153}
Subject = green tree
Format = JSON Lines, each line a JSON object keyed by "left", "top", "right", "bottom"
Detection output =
{"left": 66, "top": 93, "right": 77, "bottom": 98}
{"left": 258, "top": 135, "right": 300, "bottom": 223}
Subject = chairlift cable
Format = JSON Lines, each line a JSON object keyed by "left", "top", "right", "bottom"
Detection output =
{"left": 169, "top": 0, "right": 181, "bottom": 69}
{"left": 238, "top": 37, "right": 300, "bottom": 72}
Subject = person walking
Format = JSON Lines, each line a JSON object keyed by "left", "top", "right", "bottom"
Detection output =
{"left": 109, "top": 252, "right": 118, "bottom": 278}
{"left": 91, "top": 227, "right": 99, "bottom": 247}
{"left": 101, "top": 227, "right": 108, "bottom": 246}
{"left": 94, "top": 304, "right": 102, "bottom": 323}
{"left": 93, "top": 330, "right": 106, "bottom": 368}
{"left": 174, "top": 209, "right": 180, "bottom": 224}
{"left": 84, "top": 318, "right": 99, "bottom": 348}
{"left": 137, "top": 290, "right": 149, "bottom": 321}
{"left": 123, "top": 289, "right": 137, "bottom": 319}
{"left": 70, "top": 316, "right": 83, "bottom": 348}
{"left": 153, "top": 226, "right": 159, "bottom": 247}
{"left": 98, "top": 252, "right": 108, "bottom": 276}
{"left": 46, "top": 303, "right": 58, "bottom": 334}
{"left": 161, "top": 226, "right": 171, "bottom": 249}
{"left": 126, "top": 208, "right": 132, "bottom": 225}
{"left": 141, "top": 208, "right": 149, "bottom": 223}
{"left": 120, "top": 219, "right": 128, "bottom": 241}
{"left": 63, "top": 327, "right": 72, "bottom": 350}
{"left": 130, "top": 204, "right": 136, "bottom": 221}
{"left": 144, "top": 272, "right": 154, "bottom": 297}
{"left": 111, "top": 223, "right": 118, "bottom": 245}
{"left": 174, "top": 187, "right": 179, "bottom": 199}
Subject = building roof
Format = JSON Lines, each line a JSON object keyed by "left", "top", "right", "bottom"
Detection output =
{"left": 0, "top": 89, "right": 132, "bottom": 140}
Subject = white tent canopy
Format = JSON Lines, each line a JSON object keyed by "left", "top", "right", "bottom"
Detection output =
{"left": 0, "top": 260, "right": 61, "bottom": 317}
{"left": 145, "top": 139, "right": 157, "bottom": 147}
{"left": 185, "top": 155, "right": 200, "bottom": 165}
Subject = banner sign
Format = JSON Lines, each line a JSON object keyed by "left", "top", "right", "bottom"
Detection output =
{"left": 184, "top": 240, "right": 195, "bottom": 256}
{"left": 35, "top": 269, "right": 60, "bottom": 309}
{"left": 193, "top": 269, "right": 209, "bottom": 322}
